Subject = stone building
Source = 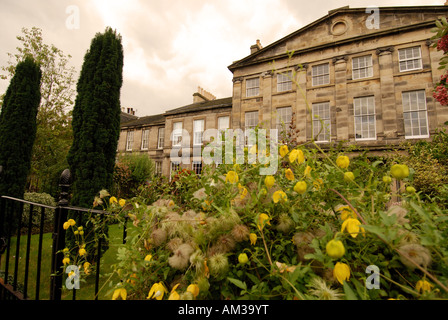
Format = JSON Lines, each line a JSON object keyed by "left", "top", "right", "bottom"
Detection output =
{"left": 119, "top": 4, "right": 448, "bottom": 177}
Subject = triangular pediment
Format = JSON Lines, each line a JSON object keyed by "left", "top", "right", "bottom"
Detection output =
{"left": 229, "top": 5, "right": 448, "bottom": 71}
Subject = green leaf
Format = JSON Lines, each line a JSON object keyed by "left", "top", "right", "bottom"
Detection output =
{"left": 362, "top": 224, "right": 387, "bottom": 241}
{"left": 343, "top": 281, "right": 359, "bottom": 300}
{"left": 227, "top": 277, "right": 247, "bottom": 291}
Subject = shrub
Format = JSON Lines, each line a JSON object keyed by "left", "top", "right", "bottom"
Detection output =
{"left": 21, "top": 192, "right": 56, "bottom": 233}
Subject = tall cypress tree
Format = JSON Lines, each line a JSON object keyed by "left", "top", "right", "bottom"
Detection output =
{"left": 67, "top": 27, "right": 123, "bottom": 258}
{"left": 0, "top": 56, "right": 41, "bottom": 235}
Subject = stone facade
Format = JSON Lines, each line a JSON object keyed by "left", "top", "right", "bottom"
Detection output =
{"left": 118, "top": 5, "right": 448, "bottom": 176}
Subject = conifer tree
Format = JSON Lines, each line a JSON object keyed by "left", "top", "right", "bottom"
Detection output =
{"left": 0, "top": 56, "right": 42, "bottom": 198}
{"left": 67, "top": 27, "right": 123, "bottom": 258}
{"left": 0, "top": 56, "right": 41, "bottom": 234}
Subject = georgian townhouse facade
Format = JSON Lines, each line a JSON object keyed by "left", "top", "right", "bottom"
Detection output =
{"left": 118, "top": 5, "right": 448, "bottom": 177}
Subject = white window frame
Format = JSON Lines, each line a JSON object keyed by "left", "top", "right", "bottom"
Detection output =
{"left": 398, "top": 46, "right": 422, "bottom": 72}
{"left": 193, "top": 119, "right": 205, "bottom": 146}
{"left": 277, "top": 71, "right": 292, "bottom": 92}
{"left": 354, "top": 96, "right": 376, "bottom": 141}
{"left": 312, "top": 102, "right": 331, "bottom": 143}
{"left": 172, "top": 122, "right": 183, "bottom": 147}
{"left": 402, "top": 90, "right": 429, "bottom": 139}
{"left": 312, "top": 63, "right": 330, "bottom": 86}
{"left": 154, "top": 161, "right": 162, "bottom": 176}
{"left": 246, "top": 77, "right": 260, "bottom": 97}
{"left": 157, "top": 127, "right": 165, "bottom": 149}
{"left": 141, "top": 128, "right": 150, "bottom": 150}
{"left": 126, "top": 130, "right": 134, "bottom": 151}
{"left": 192, "top": 161, "right": 202, "bottom": 176}
{"left": 352, "top": 55, "right": 373, "bottom": 80}
{"left": 276, "top": 106, "right": 292, "bottom": 133}
{"left": 245, "top": 111, "right": 258, "bottom": 147}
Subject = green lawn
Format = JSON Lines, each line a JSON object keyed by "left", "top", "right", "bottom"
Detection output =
{"left": 0, "top": 223, "right": 124, "bottom": 300}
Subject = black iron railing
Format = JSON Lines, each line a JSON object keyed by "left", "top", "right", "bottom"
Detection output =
{"left": 0, "top": 169, "right": 127, "bottom": 300}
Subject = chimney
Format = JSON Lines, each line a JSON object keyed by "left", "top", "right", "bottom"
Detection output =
{"left": 193, "top": 86, "right": 216, "bottom": 103}
{"left": 250, "top": 39, "right": 263, "bottom": 54}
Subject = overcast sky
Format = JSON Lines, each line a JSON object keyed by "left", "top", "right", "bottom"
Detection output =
{"left": 0, "top": 0, "right": 444, "bottom": 116}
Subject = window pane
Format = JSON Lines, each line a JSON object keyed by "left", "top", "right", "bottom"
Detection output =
{"left": 354, "top": 96, "right": 376, "bottom": 140}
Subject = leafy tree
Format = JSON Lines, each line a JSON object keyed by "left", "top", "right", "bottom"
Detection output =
{"left": 67, "top": 27, "right": 124, "bottom": 259}
{"left": 0, "top": 27, "right": 75, "bottom": 196}
{"left": 0, "top": 56, "right": 42, "bottom": 233}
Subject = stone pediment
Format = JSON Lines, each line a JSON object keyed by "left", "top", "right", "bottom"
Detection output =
{"left": 228, "top": 5, "right": 448, "bottom": 72}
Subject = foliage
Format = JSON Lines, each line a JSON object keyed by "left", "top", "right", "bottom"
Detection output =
{"left": 0, "top": 56, "right": 41, "bottom": 199}
{"left": 66, "top": 27, "right": 124, "bottom": 260}
{"left": 62, "top": 139, "right": 448, "bottom": 300}
{"left": 21, "top": 192, "right": 56, "bottom": 232}
{"left": 113, "top": 153, "right": 155, "bottom": 198}
{"left": 431, "top": 18, "right": 448, "bottom": 106}
{"left": 0, "top": 27, "right": 75, "bottom": 196}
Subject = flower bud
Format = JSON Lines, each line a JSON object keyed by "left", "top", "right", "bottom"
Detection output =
{"left": 238, "top": 253, "right": 249, "bottom": 265}
{"left": 390, "top": 164, "right": 409, "bottom": 180}
{"left": 326, "top": 239, "right": 345, "bottom": 259}
{"left": 344, "top": 172, "right": 355, "bottom": 182}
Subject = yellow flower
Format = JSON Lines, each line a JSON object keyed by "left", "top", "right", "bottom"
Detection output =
{"left": 109, "top": 196, "right": 118, "bottom": 205}
{"left": 168, "top": 283, "right": 180, "bottom": 300}
{"left": 333, "top": 262, "right": 350, "bottom": 284}
{"left": 312, "top": 178, "right": 323, "bottom": 191}
{"left": 285, "top": 168, "right": 295, "bottom": 181}
{"left": 264, "top": 175, "right": 275, "bottom": 189}
{"left": 187, "top": 284, "right": 200, "bottom": 298}
{"left": 79, "top": 248, "right": 87, "bottom": 256}
{"left": 62, "top": 257, "right": 70, "bottom": 265}
{"left": 289, "top": 149, "right": 305, "bottom": 164}
{"left": 273, "top": 190, "right": 288, "bottom": 203}
{"left": 119, "top": 199, "right": 126, "bottom": 207}
{"left": 144, "top": 254, "right": 152, "bottom": 262}
{"left": 344, "top": 172, "right": 355, "bottom": 182}
{"left": 416, "top": 279, "right": 433, "bottom": 294}
{"left": 382, "top": 176, "right": 392, "bottom": 184}
{"left": 326, "top": 239, "right": 345, "bottom": 259}
{"left": 294, "top": 181, "right": 307, "bottom": 194}
{"left": 406, "top": 186, "right": 416, "bottom": 194}
{"left": 249, "top": 233, "right": 257, "bottom": 245}
{"left": 238, "top": 253, "right": 249, "bottom": 265}
{"left": 112, "top": 287, "right": 127, "bottom": 300}
{"left": 304, "top": 165, "right": 312, "bottom": 178}
{"left": 390, "top": 164, "right": 410, "bottom": 180}
{"left": 238, "top": 184, "right": 248, "bottom": 199}
{"left": 279, "top": 145, "right": 289, "bottom": 158}
{"left": 147, "top": 282, "right": 168, "bottom": 300}
{"left": 63, "top": 219, "right": 76, "bottom": 230}
{"left": 341, "top": 218, "right": 365, "bottom": 238}
{"left": 336, "top": 205, "right": 357, "bottom": 221}
{"left": 257, "top": 213, "right": 271, "bottom": 230}
{"left": 225, "top": 171, "right": 239, "bottom": 184}
{"left": 336, "top": 155, "right": 350, "bottom": 169}
{"left": 83, "top": 262, "right": 91, "bottom": 275}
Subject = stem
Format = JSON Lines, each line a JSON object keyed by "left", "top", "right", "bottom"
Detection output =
{"left": 329, "top": 188, "right": 367, "bottom": 225}
{"left": 259, "top": 228, "right": 273, "bottom": 267}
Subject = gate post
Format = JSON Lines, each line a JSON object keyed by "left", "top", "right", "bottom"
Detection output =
{"left": 50, "top": 169, "right": 71, "bottom": 300}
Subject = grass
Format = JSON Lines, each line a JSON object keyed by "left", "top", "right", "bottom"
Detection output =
{"left": 0, "top": 223, "right": 124, "bottom": 300}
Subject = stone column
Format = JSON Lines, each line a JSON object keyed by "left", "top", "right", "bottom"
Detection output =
{"left": 294, "top": 64, "right": 308, "bottom": 142}
{"left": 262, "top": 71, "right": 273, "bottom": 129}
{"left": 376, "top": 47, "right": 396, "bottom": 138}
{"left": 231, "top": 77, "right": 243, "bottom": 130}
{"left": 333, "top": 56, "right": 349, "bottom": 141}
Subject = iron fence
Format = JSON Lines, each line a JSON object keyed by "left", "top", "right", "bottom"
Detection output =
{"left": 0, "top": 169, "right": 127, "bottom": 300}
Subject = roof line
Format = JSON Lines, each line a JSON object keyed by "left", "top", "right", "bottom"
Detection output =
{"left": 228, "top": 5, "right": 448, "bottom": 71}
